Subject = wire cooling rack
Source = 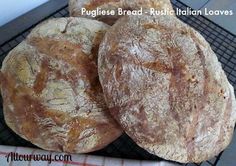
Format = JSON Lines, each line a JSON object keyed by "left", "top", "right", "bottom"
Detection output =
{"left": 0, "top": 0, "right": 235, "bottom": 165}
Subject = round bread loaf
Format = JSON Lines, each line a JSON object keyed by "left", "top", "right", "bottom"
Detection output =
{"left": 0, "top": 17, "right": 122, "bottom": 153}
{"left": 69, "top": 0, "right": 174, "bottom": 25}
{"left": 98, "top": 14, "right": 236, "bottom": 163}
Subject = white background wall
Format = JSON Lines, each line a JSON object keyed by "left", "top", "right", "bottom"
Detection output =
{"left": 0, "top": 0, "right": 49, "bottom": 26}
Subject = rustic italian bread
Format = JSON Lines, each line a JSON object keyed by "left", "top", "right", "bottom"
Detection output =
{"left": 69, "top": 0, "right": 174, "bottom": 25}
{"left": 0, "top": 17, "right": 122, "bottom": 153}
{"left": 98, "top": 14, "right": 236, "bottom": 163}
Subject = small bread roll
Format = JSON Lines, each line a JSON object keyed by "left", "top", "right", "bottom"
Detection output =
{"left": 69, "top": 0, "right": 174, "bottom": 25}
{"left": 0, "top": 17, "right": 122, "bottom": 153}
{"left": 98, "top": 14, "right": 236, "bottom": 163}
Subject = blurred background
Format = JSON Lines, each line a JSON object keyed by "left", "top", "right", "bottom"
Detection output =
{"left": 0, "top": 0, "right": 49, "bottom": 26}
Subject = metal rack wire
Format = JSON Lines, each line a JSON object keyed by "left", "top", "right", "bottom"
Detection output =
{"left": 0, "top": 0, "right": 235, "bottom": 165}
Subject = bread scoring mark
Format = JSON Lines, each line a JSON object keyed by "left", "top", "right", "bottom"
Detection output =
{"left": 61, "top": 19, "right": 72, "bottom": 34}
{"left": 143, "top": 61, "right": 172, "bottom": 73}
{"left": 143, "top": 22, "right": 184, "bottom": 36}
{"left": 146, "top": 20, "right": 189, "bottom": 130}
{"left": 143, "top": 23, "right": 169, "bottom": 32}
{"left": 29, "top": 37, "right": 99, "bottom": 89}
{"left": 164, "top": 47, "right": 194, "bottom": 160}
{"left": 33, "top": 59, "right": 49, "bottom": 94}
{"left": 182, "top": 45, "right": 203, "bottom": 161}
{"left": 28, "top": 33, "right": 109, "bottom": 113}
{"left": 145, "top": 16, "right": 200, "bottom": 161}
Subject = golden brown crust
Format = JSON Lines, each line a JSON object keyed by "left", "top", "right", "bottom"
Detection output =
{"left": 69, "top": 0, "right": 174, "bottom": 25}
{"left": 98, "top": 15, "right": 236, "bottom": 163}
{"left": 0, "top": 17, "right": 122, "bottom": 153}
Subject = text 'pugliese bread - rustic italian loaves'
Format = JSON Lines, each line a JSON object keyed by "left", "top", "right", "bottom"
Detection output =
{"left": 69, "top": 0, "right": 174, "bottom": 25}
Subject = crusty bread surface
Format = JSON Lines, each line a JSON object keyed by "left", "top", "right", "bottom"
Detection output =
{"left": 0, "top": 17, "right": 122, "bottom": 153}
{"left": 98, "top": 14, "right": 236, "bottom": 163}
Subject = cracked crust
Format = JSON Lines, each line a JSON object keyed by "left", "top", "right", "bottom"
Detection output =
{"left": 69, "top": 0, "right": 174, "bottom": 25}
{"left": 98, "top": 15, "right": 236, "bottom": 163}
{"left": 0, "top": 17, "right": 122, "bottom": 153}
